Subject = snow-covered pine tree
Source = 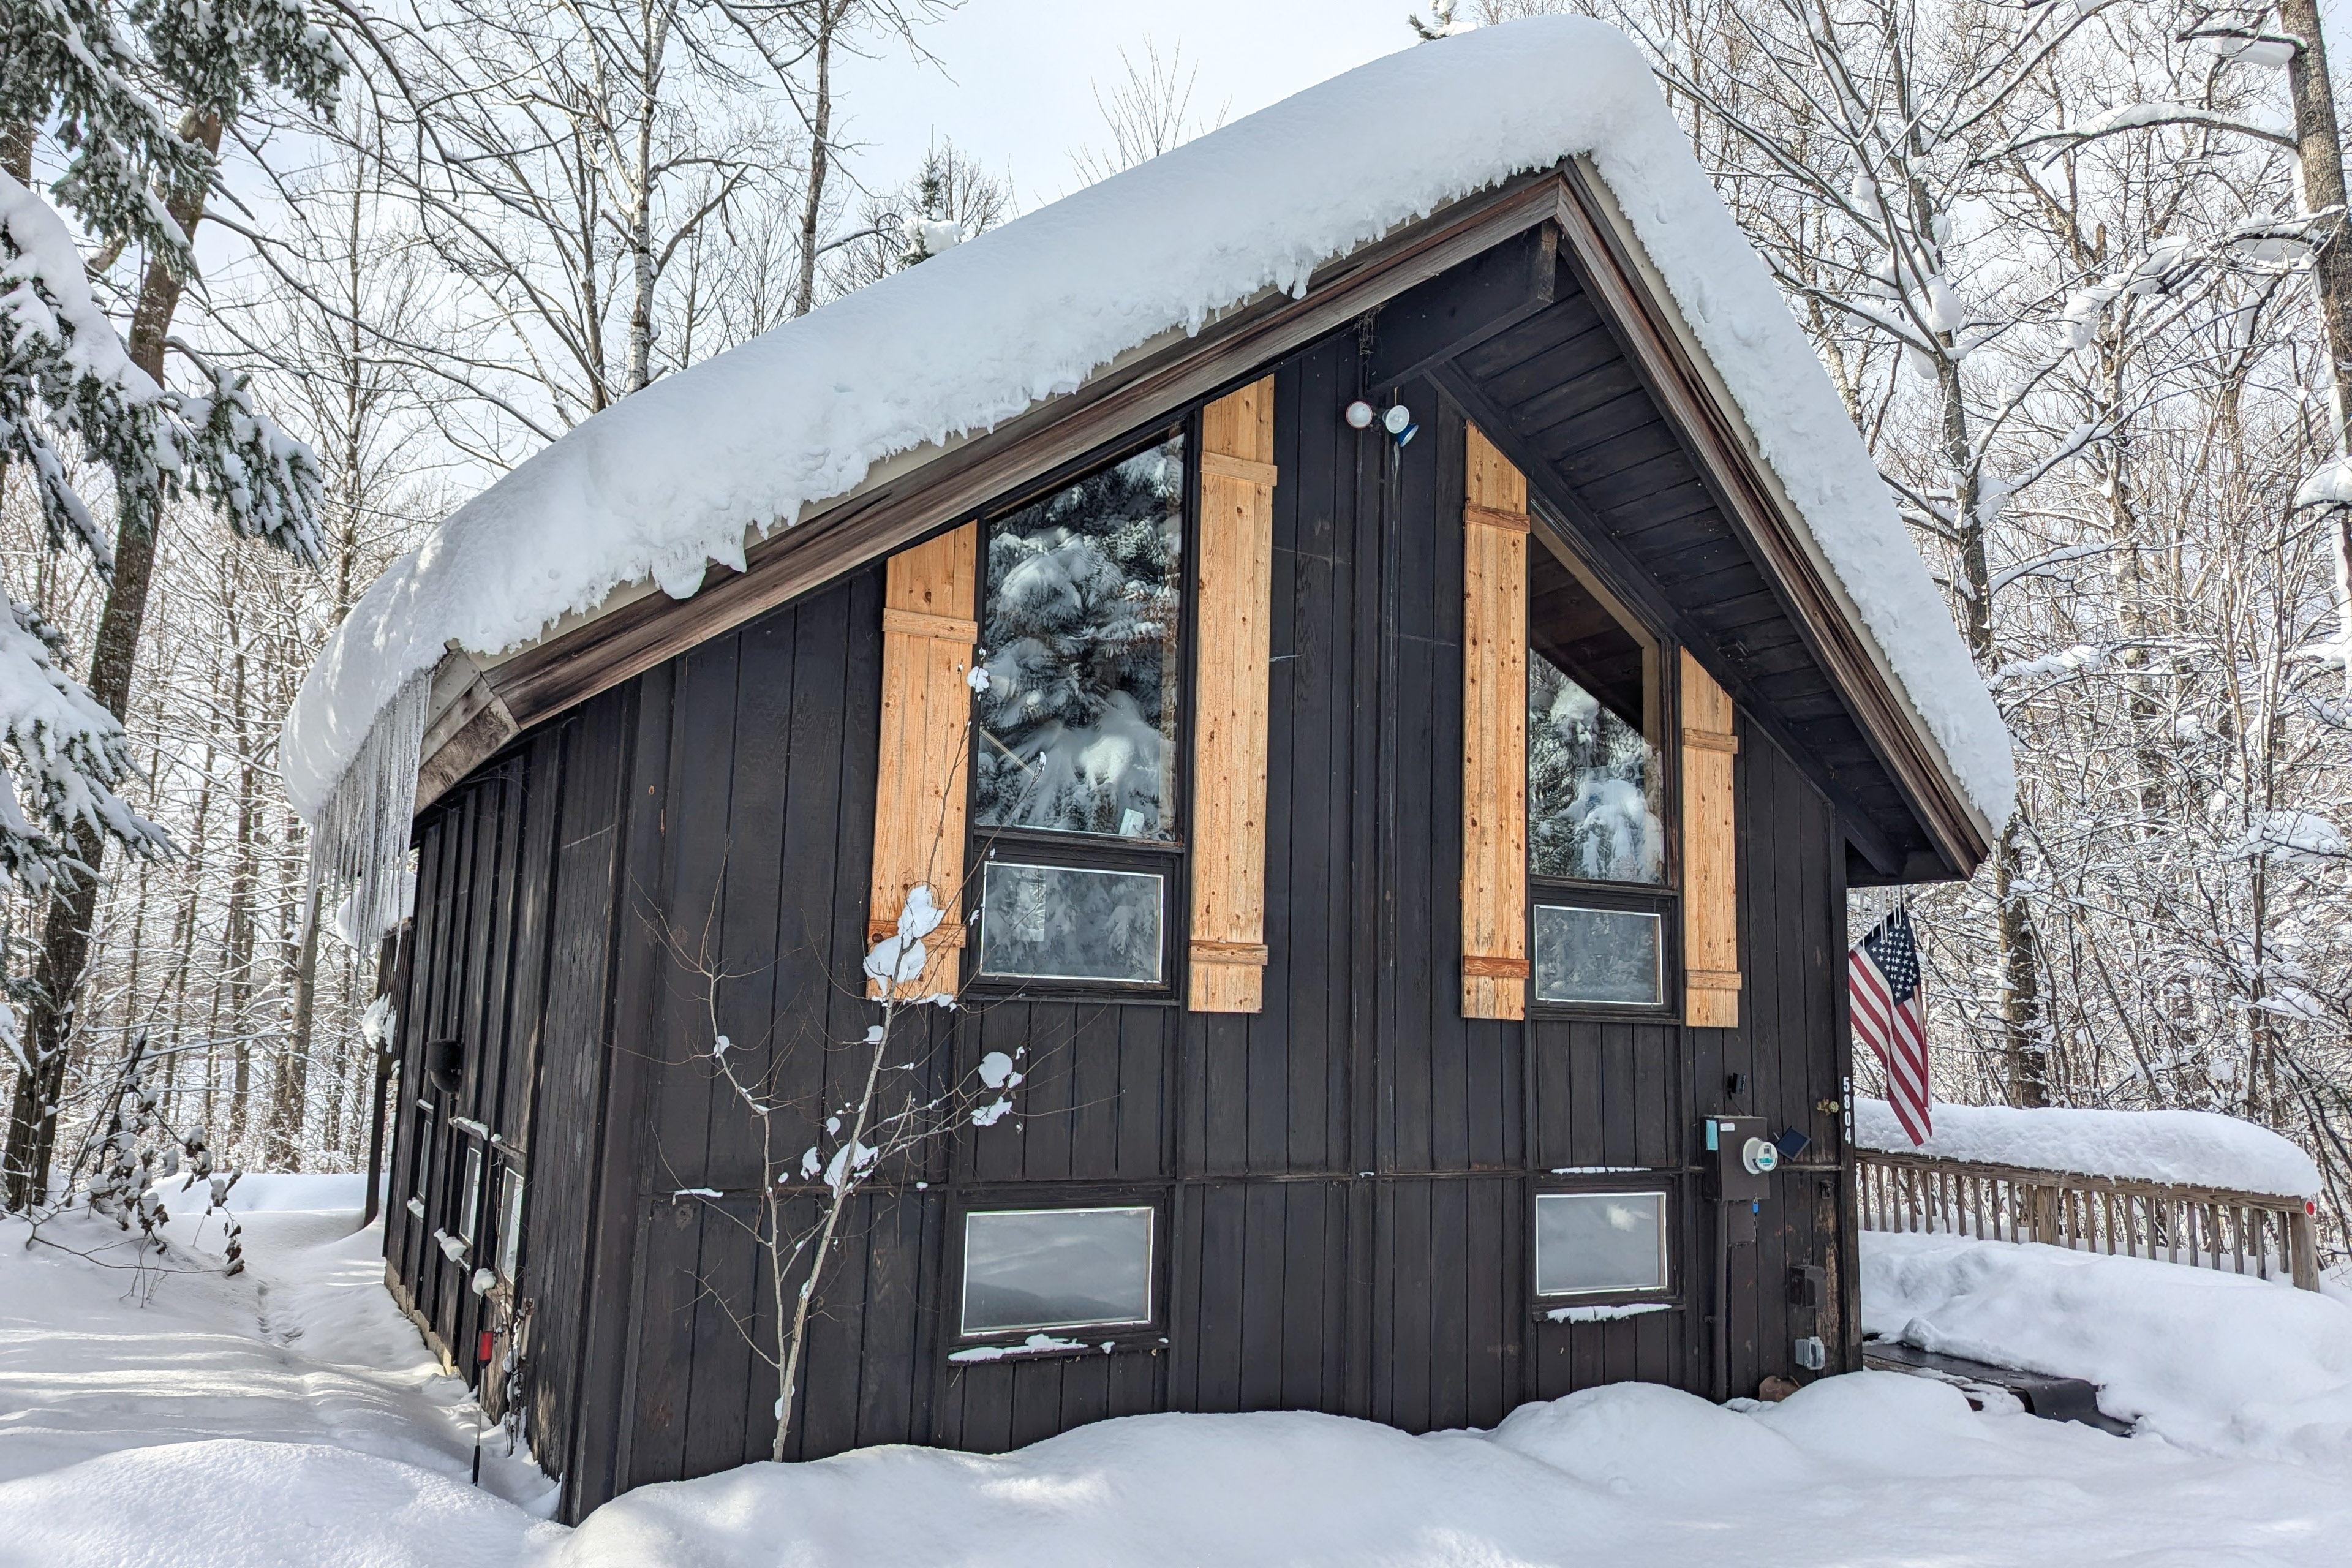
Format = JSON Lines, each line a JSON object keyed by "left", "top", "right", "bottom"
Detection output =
{"left": 973, "top": 440, "right": 1183, "bottom": 839}
{"left": 0, "top": 0, "right": 342, "bottom": 1210}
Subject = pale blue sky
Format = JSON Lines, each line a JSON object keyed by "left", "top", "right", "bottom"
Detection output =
{"left": 834, "top": 1, "right": 1412, "bottom": 212}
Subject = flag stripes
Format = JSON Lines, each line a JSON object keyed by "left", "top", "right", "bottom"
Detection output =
{"left": 1850, "top": 908, "right": 1931, "bottom": 1144}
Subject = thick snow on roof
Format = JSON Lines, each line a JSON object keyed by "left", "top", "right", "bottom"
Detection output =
{"left": 1856, "top": 1096, "right": 2322, "bottom": 1198}
{"left": 281, "top": 17, "right": 2013, "bottom": 844}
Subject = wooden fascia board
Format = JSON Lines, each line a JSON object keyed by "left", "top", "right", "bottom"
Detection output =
{"left": 413, "top": 647, "right": 519, "bottom": 816}
{"left": 1426, "top": 364, "right": 1906, "bottom": 880}
{"left": 1549, "top": 163, "right": 1992, "bottom": 878}
{"left": 478, "top": 172, "right": 1568, "bottom": 741}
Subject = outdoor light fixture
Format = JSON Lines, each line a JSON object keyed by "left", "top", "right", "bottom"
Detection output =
{"left": 1344, "top": 400, "right": 1418, "bottom": 447}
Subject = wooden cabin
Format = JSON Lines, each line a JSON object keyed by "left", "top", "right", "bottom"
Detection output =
{"left": 351, "top": 65, "right": 1999, "bottom": 1524}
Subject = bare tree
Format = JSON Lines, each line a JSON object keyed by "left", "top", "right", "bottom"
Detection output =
{"left": 1069, "top": 39, "right": 1228, "bottom": 186}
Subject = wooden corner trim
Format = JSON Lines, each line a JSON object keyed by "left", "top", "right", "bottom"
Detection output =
{"left": 1200, "top": 451, "right": 1278, "bottom": 488}
{"left": 867, "top": 918, "right": 969, "bottom": 949}
{"left": 1681, "top": 727, "right": 1740, "bottom": 754}
{"left": 881, "top": 607, "right": 979, "bottom": 643}
{"left": 1461, "top": 954, "right": 1532, "bottom": 979}
{"left": 1686, "top": 968, "right": 1743, "bottom": 992}
{"left": 1189, "top": 939, "right": 1270, "bottom": 967}
{"left": 1463, "top": 502, "right": 1532, "bottom": 534}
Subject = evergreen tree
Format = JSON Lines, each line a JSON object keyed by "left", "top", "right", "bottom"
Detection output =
{"left": 973, "top": 440, "right": 1183, "bottom": 837}
{"left": 0, "top": 0, "right": 341, "bottom": 1208}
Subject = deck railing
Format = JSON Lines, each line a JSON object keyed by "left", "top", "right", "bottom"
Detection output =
{"left": 1856, "top": 1148, "right": 2321, "bottom": 1291}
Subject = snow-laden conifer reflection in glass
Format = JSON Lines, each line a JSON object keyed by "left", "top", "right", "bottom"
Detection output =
{"left": 1528, "top": 543, "right": 1663, "bottom": 883}
{"left": 976, "top": 861, "right": 1164, "bottom": 983}
{"left": 961, "top": 1206, "right": 1155, "bottom": 1335}
{"left": 1534, "top": 905, "right": 1662, "bottom": 1006}
{"left": 974, "top": 438, "right": 1184, "bottom": 839}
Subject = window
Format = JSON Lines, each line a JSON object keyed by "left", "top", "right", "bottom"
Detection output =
{"left": 970, "top": 434, "right": 1188, "bottom": 989}
{"left": 457, "top": 1141, "right": 484, "bottom": 1245}
{"left": 1528, "top": 537, "right": 1662, "bottom": 884}
{"left": 1526, "top": 526, "right": 1675, "bottom": 1011}
{"left": 976, "top": 861, "right": 1164, "bottom": 984}
{"left": 496, "top": 1169, "right": 526, "bottom": 1280}
{"left": 960, "top": 1205, "right": 1155, "bottom": 1336}
{"left": 973, "top": 437, "right": 1184, "bottom": 839}
{"left": 1535, "top": 1190, "right": 1669, "bottom": 1297}
{"left": 410, "top": 1104, "right": 434, "bottom": 1203}
{"left": 1534, "top": 904, "right": 1662, "bottom": 1006}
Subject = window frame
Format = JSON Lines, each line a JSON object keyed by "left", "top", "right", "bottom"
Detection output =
{"left": 495, "top": 1160, "right": 527, "bottom": 1282}
{"left": 1529, "top": 1182, "right": 1677, "bottom": 1307}
{"left": 1523, "top": 507, "right": 1681, "bottom": 1021}
{"left": 946, "top": 1189, "right": 1169, "bottom": 1350}
{"left": 962, "top": 417, "right": 1200, "bottom": 1001}
{"left": 455, "top": 1137, "right": 486, "bottom": 1246}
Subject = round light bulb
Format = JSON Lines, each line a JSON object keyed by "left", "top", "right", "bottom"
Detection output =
{"left": 1344, "top": 400, "right": 1377, "bottom": 429}
{"left": 1382, "top": 403, "right": 1413, "bottom": 435}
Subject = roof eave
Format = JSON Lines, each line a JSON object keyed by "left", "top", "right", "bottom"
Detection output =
{"left": 1557, "top": 160, "right": 1996, "bottom": 878}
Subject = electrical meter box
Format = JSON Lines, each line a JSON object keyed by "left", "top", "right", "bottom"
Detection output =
{"left": 1703, "top": 1115, "right": 1775, "bottom": 1202}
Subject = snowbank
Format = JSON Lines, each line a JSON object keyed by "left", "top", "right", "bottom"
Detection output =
{"left": 0, "top": 1441, "right": 559, "bottom": 1568}
{"left": 282, "top": 16, "right": 2010, "bottom": 930}
{"left": 1855, "top": 1095, "right": 2321, "bottom": 1196}
{"left": 0, "top": 1206, "right": 555, "bottom": 1507}
{"left": 533, "top": 1374, "right": 2334, "bottom": 1568}
{"left": 8, "top": 1202, "right": 2352, "bottom": 1565}
{"left": 1864, "top": 1230, "right": 2352, "bottom": 1470}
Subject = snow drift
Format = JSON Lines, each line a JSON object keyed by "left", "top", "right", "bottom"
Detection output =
{"left": 281, "top": 17, "right": 2011, "bottom": 937}
{"left": 1854, "top": 1095, "right": 2322, "bottom": 1196}
{"left": 1864, "top": 1230, "right": 2352, "bottom": 1470}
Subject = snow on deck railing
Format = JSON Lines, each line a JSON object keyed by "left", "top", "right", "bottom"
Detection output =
{"left": 1853, "top": 1098, "right": 2321, "bottom": 1198}
{"left": 1853, "top": 1098, "right": 2322, "bottom": 1290}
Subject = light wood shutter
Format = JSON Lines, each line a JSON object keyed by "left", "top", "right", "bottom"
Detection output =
{"left": 1461, "top": 424, "right": 1531, "bottom": 1020}
{"left": 1680, "top": 649, "right": 1741, "bottom": 1027}
{"left": 867, "top": 523, "right": 979, "bottom": 998}
{"left": 1188, "top": 377, "right": 1278, "bottom": 1012}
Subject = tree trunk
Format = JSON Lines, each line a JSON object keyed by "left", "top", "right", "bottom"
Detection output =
{"left": 267, "top": 877, "right": 323, "bottom": 1169}
{"left": 792, "top": 9, "right": 837, "bottom": 318}
{"left": 1, "top": 114, "right": 222, "bottom": 1211}
{"left": 1936, "top": 351, "right": 2049, "bottom": 1107}
{"left": 2280, "top": 0, "right": 2352, "bottom": 688}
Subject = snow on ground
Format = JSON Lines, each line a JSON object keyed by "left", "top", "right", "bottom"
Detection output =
{"left": 1855, "top": 1095, "right": 2323, "bottom": 1196}
{"left": 1863, "top": 1228, "right": 2352, "bottom": 1470}
{"left": 285, "top": 15, "right": 2010, "bottom": 929}
{"left": 6, "top": 1183, "right": 2352, "bottom": 1565}
{"left": 0, "top": 1178, "right": 559, "bottom": 1565}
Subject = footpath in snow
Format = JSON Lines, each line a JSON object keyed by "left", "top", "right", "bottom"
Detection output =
{"left": 4, "top": 1179, "right": 2352, "bottom": 1566}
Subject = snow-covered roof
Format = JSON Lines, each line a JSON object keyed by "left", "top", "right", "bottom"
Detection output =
{"left": 1856, "top": 1097, "right": 2322, "bottom": 1199}
{"left": 281, "top": 18, "right": 2012, "bottom": 872}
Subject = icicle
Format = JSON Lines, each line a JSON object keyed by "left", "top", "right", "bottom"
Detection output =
{"left": 304, "top": 668, "right": 432, "bottom": 945}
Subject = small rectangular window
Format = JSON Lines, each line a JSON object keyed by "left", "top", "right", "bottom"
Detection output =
{"left": 961, "top": 1205, "right": 1155, "bottom": 1336}
{"left": 1536, "top": 1191, "right": 1668, "bottom": 1296}
{"left": 975, "top": 861, "right": 1164, "bottom": 984}
{"left": 410, "top": 1106, "right": 434, "bottom": 1202}
{"left": 1534, "top": 903, "right": 1662, "bottom": 1006}
{"left": 458, "top": 1143, "right": 484, "bottom": 1243}
{"left": 973, "top": 436, "right": 1185, "bottom": 840}
{"left": 497, "top": 1170, "right": 526, "bottom": 1280}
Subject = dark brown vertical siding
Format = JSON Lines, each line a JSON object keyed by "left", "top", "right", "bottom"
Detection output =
{"left": 521, "top": 692, "right": 631, "bottom": 1493}
{"left": 389, "top": 304, "right": 1868, "bottom": 1520}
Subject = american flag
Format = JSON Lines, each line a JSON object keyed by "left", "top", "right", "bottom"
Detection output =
{"left": 1850, "top": 907, "right": 1931, "bottom": 1144}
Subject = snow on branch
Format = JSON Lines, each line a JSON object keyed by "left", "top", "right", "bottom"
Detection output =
{"left": 1997, "top": 101, "right": 2298, "bottom": 164}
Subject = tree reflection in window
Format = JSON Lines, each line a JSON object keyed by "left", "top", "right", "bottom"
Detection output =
{"left": 974, "top": 438, "right": 1184, "bottom": 839}
{"left": 1528, "top": 540, "right": 1664, "bottom": 883}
